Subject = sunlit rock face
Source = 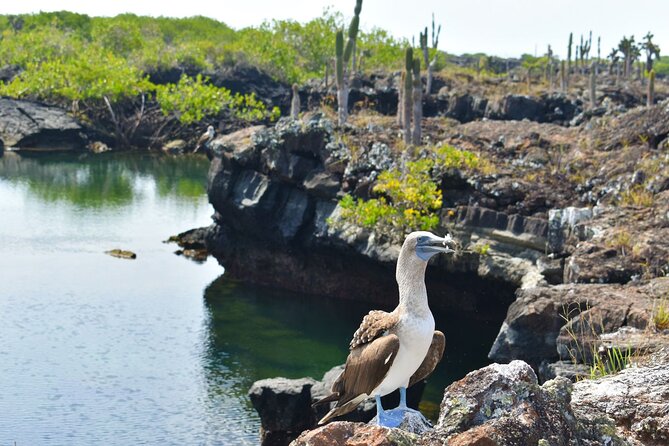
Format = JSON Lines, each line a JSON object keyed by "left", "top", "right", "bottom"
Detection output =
{"left": 0, "top": 98, "right": 86, "bottom": 151}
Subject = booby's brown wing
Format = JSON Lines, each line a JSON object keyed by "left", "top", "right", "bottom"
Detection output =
{"left": 408, "top": 330, "right": 445, "bottom": 387}
{"left": 194, "top": 132, "right": 210, "bottom": 152}
{"left": 349, "top": 310, "right": 399, "bottom": 349}
{"left": 316, "top": 334, "right": 400, "bottom": 424}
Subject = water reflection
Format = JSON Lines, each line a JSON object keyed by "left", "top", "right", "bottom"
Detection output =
{"left": 0, "top": 152, "right": 209, "bottom": 207}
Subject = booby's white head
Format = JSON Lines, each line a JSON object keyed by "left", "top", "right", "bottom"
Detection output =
{"left": 405, "top": 231, "right": 456, "bottom": 262}
{"left": 395, "top": 231, "right": 456, "bottom": 310}
{"left": 206, "top": 125, "right": 215, "bottom": 137}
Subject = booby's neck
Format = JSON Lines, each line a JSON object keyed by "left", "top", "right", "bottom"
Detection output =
{"left": 395, "top": 250, "right": 431, "bottom": 318}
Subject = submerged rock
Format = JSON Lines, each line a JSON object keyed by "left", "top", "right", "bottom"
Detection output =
{"left": 105, "top": 249, "right": 137, "bottom": 260}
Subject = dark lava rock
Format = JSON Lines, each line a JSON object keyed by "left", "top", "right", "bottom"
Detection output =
{"left": 0, "top": 98, "right": 86, "bottom": 151}
{"left": 486, "top": 95, "right": 546, "bottom": 122}
{"left": 489, "top": 278, "right": 666, "bottom": 368}
{"left": 249, "top": 377, "right": 318, "bottom": 446}
{"left": 206, "top": 63, "right": 290, "bottom": 109}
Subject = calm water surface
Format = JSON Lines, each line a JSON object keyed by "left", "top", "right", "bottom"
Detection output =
{"left": 0, "top": 152, "right": 500, "bottom": 445}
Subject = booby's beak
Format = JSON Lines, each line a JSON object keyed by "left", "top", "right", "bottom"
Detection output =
{"left": 415, "top": 233, "right": 456, "bottom": 261}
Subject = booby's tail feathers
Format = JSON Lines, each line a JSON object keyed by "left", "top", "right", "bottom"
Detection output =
{"left": 317, "top": 394, "right": 367, "bottom": 425}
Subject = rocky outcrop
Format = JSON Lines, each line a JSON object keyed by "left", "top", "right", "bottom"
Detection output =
{"left": 489, "top": 277, "right": 668, "bottom": 370}
{"left": 0, "top": 98, "right": 86, "bottom": 151}
{"left": 249, "top": 378, "right": 319, "bottom": 446}
{"left": 572, "top": 351, "right": 669, "bottom": 445}
{"left": 422, "top": 361, "right": 581, "bottom": 446}
{"left": 290, "top": 359, "right": 664, "bottom": 445}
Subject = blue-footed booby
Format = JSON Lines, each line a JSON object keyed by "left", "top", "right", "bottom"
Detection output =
{"left": 194, "top": 125, "right": 215, "bottom": 153}
{"left": 315, "top": 231, "right": 454, "bottom": 427}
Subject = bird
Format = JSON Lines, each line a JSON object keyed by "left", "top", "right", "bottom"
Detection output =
{"left": 314, "top": 231, "right": 455, "bottom": 427}
{"left": 194, "top": 125, "right": 215, "bottom": 153}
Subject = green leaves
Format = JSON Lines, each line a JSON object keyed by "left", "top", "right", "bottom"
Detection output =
{"left": 154, "top": 74, "right": 276, "bottom": 125}
{"left": 334, "top": 144, "right": 491, "bottom": 241}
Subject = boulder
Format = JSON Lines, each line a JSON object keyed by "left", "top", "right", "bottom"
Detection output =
{"left": 161, "top": 139, "right": 187, "bottom": 154}
{"left": 489, "top": 278, "right": 667, "bottom": 368}
{"left": 289, "top": 421, "right": 419, "bottom": 446}
{"left": 249, "top": 377, "right": 318, "bottom": 446}
{"left": 486, "top": 95, "right": 546, "bottom": 122}
{"left": 0, "top": 98, "right": 86, "bottom": 151}
{"left": 572, "top": 353, "right": 669, "bottom": 445}
{"left": 421, "top": 361, "right": 580, "bottom": 446}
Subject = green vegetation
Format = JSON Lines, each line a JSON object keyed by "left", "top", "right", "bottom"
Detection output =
{"left": 589, "top": 346, "right": 632, "bottom": 379}
{"left": 334, "top": 144, "right": 489, "bottom": 240}
{"left": 155, "top": 74, "right": 279, "bottom": 124}
{"left": 653, "top": 297, "right": 669, "bottom": 330}
{"left": 560, "top": 303, "right": 632, "bottom": 380}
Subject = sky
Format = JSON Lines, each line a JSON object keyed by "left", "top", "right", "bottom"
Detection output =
{"left": 2, "top": 0, "right": 668, "bottom": 59}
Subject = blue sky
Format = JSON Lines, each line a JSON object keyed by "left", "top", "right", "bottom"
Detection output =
{"left": 2, "top": 0, "right": 667, "bottom": 59}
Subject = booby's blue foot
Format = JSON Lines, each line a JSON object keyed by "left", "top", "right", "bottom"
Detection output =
{"left": 375, "top": 388, "right": 423, "bottom": 428}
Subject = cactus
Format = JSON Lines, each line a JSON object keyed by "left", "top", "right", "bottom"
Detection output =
{"left": 419, "top": 14, "right": 441, "bottom": 94}
{"left": 290, "top": 84, "right": 300, "bottom": 119}
{"left": 403, "top": 47, "right": 413, "bottom": 145}
{"left": 567, "top": 32, "right": 573, "bottom": 87}
{"left": 560, "top": 60, "right": 566, "bottom": 92}
{"left": 334, "top": 0, "right": 363, "bottom": 126}
{"left": 589, "top": 62, "right": 596, "bottom": 110}
{"left": 647, "top": 69, "right": 655, "bottom": 107}
{"left": 397, "top": 71, "right": 405, "bottom": 126}
{"left": 411, "top": 57, "right": 422, "bottom": 145}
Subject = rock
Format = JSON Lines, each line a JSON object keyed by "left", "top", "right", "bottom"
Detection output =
{"left": 486, "top": 95, "right": 546, "bottom": 122}
{"left": 0, "top": 98, "right": 85, "bottom": 151}
{"left": 105, "top": 249, "right": 136, "bottom": 259}
{"left": 572, "top": 354, "right": 669, "bottom": 445}
{"left": 210, "top": 125, "right": 266, "bottom": 167}
{"left": 369, "top": 410, "right": 433, "bottom": 435}
{"left": 87, "top": 141, "right": 111, "bottom": 153}
{"left": 206, "top": 63, "right": 290, "bottom": 109}
{"left": 249, "top": 377, "right": 318, "bottom": 446}
{"left": 422, "top": 361, "right": 580, "bottom": 446}
{"left": 161, "top": 139, "right": 187, "bottom": 154}
{"left": 489, "top": 278, "right": 667, "bottom": 367}
{"left": 538, "top": 360, "right": 591, "bottom": 383}
{"left": 303, "top": 170, "right": 341, "bottom": 198}
{"left": 289, "top": 421, "right": 419, "bottom": 446}
{"left": 547, "top": 206, "right": 594, "bottom": 254}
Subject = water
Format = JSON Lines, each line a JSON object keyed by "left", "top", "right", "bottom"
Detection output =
{"left": 0, "top": 152, "right": 502, "bottom": 445}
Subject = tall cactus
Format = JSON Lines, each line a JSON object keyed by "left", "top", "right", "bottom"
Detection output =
{"left": 419, "top": 14, "right": 440, "bottom": 95}
{"left": 647, "top": 69, "right": 655, "bottom": 107}
{"left": 290, "top": 84, "right": 300, "bottom": 119}
{"left": 589, "top": 62, "right": 597, "bottom": 109}
{"left": 335, "top": 0, "right": 363, "bottom": 126}
{"left": 403, "top": 48, "right": 413, "bottom": 145}
{"left": 560, "top": 60, "right": 566, "bottom": 92}
{"left": 335, "top": 30, "right": 348, "bottom": 125}
{"left": 412, "top": 57, "right": 422, "bottom": 145}
{"left": 567, "top": 32, "right": 573, "bottom": 87}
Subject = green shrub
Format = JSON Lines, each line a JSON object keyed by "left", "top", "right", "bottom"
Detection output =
{"left": 336, "top": 158, "right": 442, "bottom": 240}
{"left": 155, "top": 74, "right": 279, "bottom": 124}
